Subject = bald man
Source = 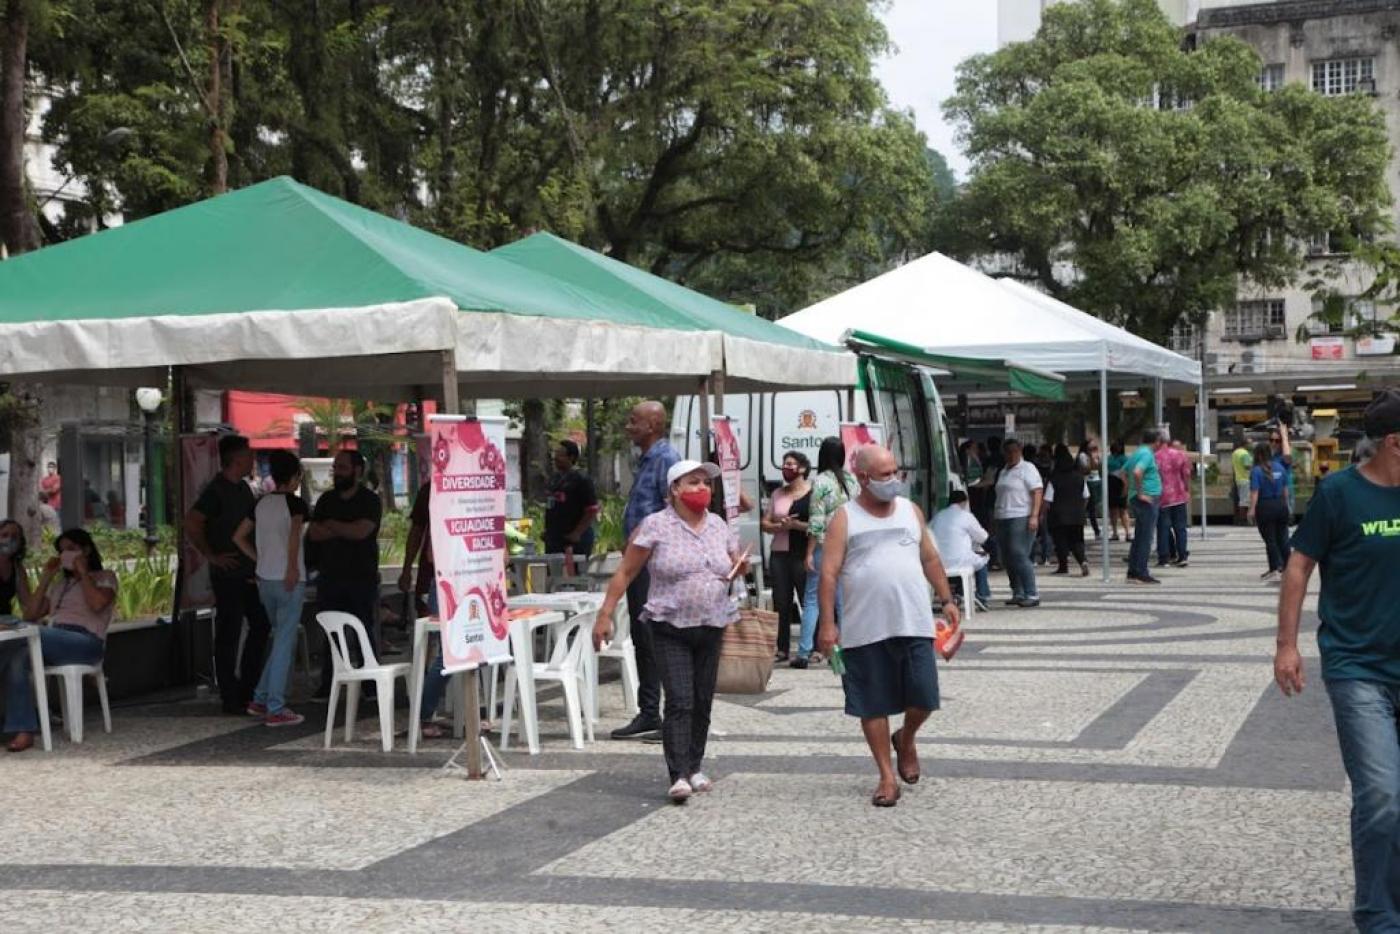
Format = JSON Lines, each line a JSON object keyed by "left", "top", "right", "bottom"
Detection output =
{"left": 819, "top": 445, "right": 959, "bottom": 807}
{"left": 613, "top": 400, "right": 681, "bottom": 740}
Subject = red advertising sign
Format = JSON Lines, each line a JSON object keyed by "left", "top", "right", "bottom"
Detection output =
{"left": 1310, "top": 337, "right": 1345, "bottom": 361}
{"left": 711, "top": 416, "right": 742, "bottom": 520}
{"left": 428, "top": 415, "right": 512, "bottom": 672}
{"left": 839, "top": 422, "right": 885, "bottom": 473}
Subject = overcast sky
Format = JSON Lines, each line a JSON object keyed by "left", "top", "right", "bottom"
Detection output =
{"left": 875, "top": 1, "right": 999, "bottom": 181}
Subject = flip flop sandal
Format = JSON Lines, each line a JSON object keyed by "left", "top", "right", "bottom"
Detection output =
{"left": 419, "top": 722, "right": 451, "bottom": 739}
{"left": 892, "top": 729, "right": 920, "bottom": 785}
{"left": 871, "top": 786, "right": 901, "bottom": 808}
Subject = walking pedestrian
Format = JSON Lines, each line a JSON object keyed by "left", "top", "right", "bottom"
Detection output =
{"left": 1275, "top": 387, "right": 1400, "bottom": 932}
{"left": 231, "top": 450, "right": 308, "bottom": 727}
{"left": 185, "top": 434, "right": 272, "bottom": 714}
{"left": 1249, "top": 441, "right": 1291, "bottom": 583}
{"left": 761, "top": 450, "right": 811, "bottom": 663}
{"left": 994, "top": 438, "right": 1043, "bottom": 607}
{"left": 611, "top": 400, "right": 680, "bottom": 740}
{"left": 1155, "top": 435, "right": 1192, "bottom": 568}
{"left": 1230, "top": 427, "right": 1253, "bottom": 526}
{"left": 594, "top": 460, "right": 747, "bottom": 803}
{"left": 1046, "top": 448, "right": 1090, "bottom": 577}
{"left": 1126, "top": 430, "right": 1164, "bottom": 585}
{"left": 818, "top": 445, "right": 959, "bottom": 807}
{"left": 795, "top": 437, "right": 856, "bottom": 667}
{"left": 1106, "top": 440, "right": 1132, "bottom": 541}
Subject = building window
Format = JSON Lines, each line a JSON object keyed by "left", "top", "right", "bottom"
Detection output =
{"left": 1170, "top": 321, "right": 1197, "bottom": 354}
{"left": 1311, "top": 57, "right": 1374, "bottom": 96}
{"left": 1310, "top": 296, "right": 1379, "bottom": 335}
{"left": 1257, "top": 64, "right": 1285, "bottom": 92}
{"left": 1224, "top": 300, "right": 1285, "bottom": 340}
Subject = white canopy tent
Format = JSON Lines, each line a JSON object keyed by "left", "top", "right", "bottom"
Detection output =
{"left": 780, "top": 251, "right": 1205, "bottom": 581}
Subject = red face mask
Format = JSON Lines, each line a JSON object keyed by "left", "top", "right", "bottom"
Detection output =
{"left": 781, "top": 466, "right": 801, "bottom": 483}
{"left": 678, "top": 487, "right": 712, "bottom": 513}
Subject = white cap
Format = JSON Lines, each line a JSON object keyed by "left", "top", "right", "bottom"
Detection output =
{"left": 667, "top": 460, "right": 721, "bottom": 486}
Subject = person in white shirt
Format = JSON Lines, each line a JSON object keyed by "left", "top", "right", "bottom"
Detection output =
{"left": 993, "top": 438, "right": 1044, "bottom": 608}
{"left": 232, "top": 450, "right": 309, "bottom": 728}
{"left": 931, "top": 491, "right": 991, "bottom": 612}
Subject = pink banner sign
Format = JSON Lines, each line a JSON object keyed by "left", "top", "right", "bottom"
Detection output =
{"left": 839, "top": 422, "right": 885, "bottom": 473}
{"left": 177, "top": 434, "right": 222, "bottom": 612}
{"left": 428, "top": 415, "right": 512, "bottom": 673}
{"left": 711, "top": 416, "right": 742, "bottom": 520}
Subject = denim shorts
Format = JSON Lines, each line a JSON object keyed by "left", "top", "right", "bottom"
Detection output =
{"left": 841, "top": 637, "right": 940, "bottom": 718}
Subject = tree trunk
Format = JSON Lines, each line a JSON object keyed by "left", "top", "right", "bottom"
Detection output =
{"left": 0, "top": 0, "right": 37, "bottom": 255}
{"left": 521, "top": 398, "right": 550, "bottom": 503}
{"left": 206, "top": 0, "right": 227, "bottom": 194}
{"left": 4, "top": 381, "right": 42, "bottom": 544}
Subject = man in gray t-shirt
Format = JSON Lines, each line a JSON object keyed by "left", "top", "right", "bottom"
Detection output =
{"left": 818, "top": 445, "right": 960, "bottom": 809}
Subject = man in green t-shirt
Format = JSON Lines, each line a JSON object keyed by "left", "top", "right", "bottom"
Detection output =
{"left": 1277, "top": 388, "right": 1400, "bottom": 930}
{"left": 1125, "top": 429, "right": 1164, "bottom": 584}
{"left": 1230, "top": 427, "right": 1253, "bottom": 525}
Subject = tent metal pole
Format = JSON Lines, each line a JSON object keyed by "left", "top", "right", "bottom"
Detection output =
{"left": 439, "top": 348, "right": 482, "bottom": 780}
{"left": 1101, "top": 367, "right": 1111, "bottom": 583}
{"left": 1198, "top": 380, "right": 1208, "bottom": 542}
{"left": 712, "top": 369, "right": 725, "bottom": 416}
{"left": 1153, "top": 378, "right": 1164, "bottom": 429}
{"left": 698, "top": 376, "right": 712, "bottom": 462}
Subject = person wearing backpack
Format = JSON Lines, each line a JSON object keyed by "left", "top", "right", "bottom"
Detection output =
{"left": 1248, "top": 439, "right": 1291, "bottom": 583}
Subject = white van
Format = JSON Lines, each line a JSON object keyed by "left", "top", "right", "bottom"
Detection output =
{"left": 671, "top": 355, "right": 959, "bottom": 558}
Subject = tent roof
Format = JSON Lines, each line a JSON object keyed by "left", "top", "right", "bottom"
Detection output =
{"left": 489, "top": 232, "right": 853, "bottom": 390}
{"left": 780, "top": 252, "right": 1201, "bottom": 388}
{"left": 0, "top": 177, "right": 847, "bottom": 396}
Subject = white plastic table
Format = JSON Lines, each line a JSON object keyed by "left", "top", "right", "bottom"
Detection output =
{"left": 0, "top": 623, "right": 52, "bottom": 751}
{"left": 407, "top": 608, "right": 566, "bottom": 755}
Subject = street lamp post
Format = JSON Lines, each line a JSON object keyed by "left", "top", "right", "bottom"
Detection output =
{"left": 136, "top": 387, "right": 164, "bottom": 553}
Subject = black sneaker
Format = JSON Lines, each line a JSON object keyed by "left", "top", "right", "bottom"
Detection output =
{"left": 611, "top": 714, "right": 662, "bottom": 740}
{"left": 1016, "top": 597, "right": 1040, "bottom": 607}
{"left": 789, "top": 656, "right": 809, "bottom": 670}
{"left": 1003, "top": 598, "right": 1024, "bottom": 607}
{"left": 1127, "top": 574, "right": 1161, "bottom": 585}
{"left": 1174, "top": 558, "right": 1189, "bottom": 568}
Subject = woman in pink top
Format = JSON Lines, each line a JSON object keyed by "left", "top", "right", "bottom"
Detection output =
{"left": 760, "top": 451, "right": 811, "bottom": 663}
{"left": 1154, "top": 440, "right": 1194, "bottom": 568}
{"left": 596, "top": 460, "right": 749, "bottom": 803}
{"left": 4, "top": 528, "right": 117, "bottom": 752}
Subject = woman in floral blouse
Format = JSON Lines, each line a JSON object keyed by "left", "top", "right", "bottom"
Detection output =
{"left": 595, "top": 460, "right": 749, "bottom": 803}
{"left": 795, "top": 436, "right": 856, "bottom": 669}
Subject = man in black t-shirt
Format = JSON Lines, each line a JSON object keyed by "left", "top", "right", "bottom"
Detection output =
{"left": 309, "top": 449, "right": 383, "bottom": 697}
{"left": 543, "top": 440, "right": 599, "bottom": 559}
{"left": 185, "top": 434, "right": 272, "bottom": 714}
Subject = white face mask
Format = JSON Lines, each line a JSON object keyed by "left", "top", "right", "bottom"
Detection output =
{"left": 0, "top": 539, "right": 17, "bottom": 557}
{"left": 865, "top": 476, "right": 903, "bottom": 502}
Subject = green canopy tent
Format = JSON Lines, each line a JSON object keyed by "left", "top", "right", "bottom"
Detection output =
{"left": 489, "top": 232, "right": 854, "bottom": 394}
{"left": 0, "top": 177, "right": 853, "bottom": 398}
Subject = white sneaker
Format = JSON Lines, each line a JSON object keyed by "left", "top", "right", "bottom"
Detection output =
{"left": 668, "top": 778, "right": 693, "bottom": 802}
{"left": 690, "top": 772, "right": 713, "bottom": 793}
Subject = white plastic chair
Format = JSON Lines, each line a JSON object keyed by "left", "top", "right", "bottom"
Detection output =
{"left": 44, "top": 662, "right": 111, "bottom": 744}
{"left": 501, "top": 610, "right": 595, "bottom": 752}
{"left": 316, "top": 611, "right": 410, "bottom": 752}
{"left": 592, "top": 602, "right": 639, "bottom": 721}
{"left": 943, "top": 567, "right": 976, "bottom": 624}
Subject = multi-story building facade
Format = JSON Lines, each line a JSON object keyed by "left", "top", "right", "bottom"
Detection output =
{"left": 1185, "top": 1, "right": 1400, "bottom": 415}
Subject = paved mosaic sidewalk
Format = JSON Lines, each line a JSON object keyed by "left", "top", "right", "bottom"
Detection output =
{"left": 0, "top": 527, "right": 1354, "bottom": 932}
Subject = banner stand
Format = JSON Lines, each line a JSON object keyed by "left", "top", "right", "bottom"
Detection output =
{"left": 429, "top": 406, "right": 512, "bottom": 780}
{"left": 443, "top": 725, "right": 504, "bottom": 781}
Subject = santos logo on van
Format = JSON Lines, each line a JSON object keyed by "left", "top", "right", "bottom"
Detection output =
{"left": 779, "top": 410, "right": 824, "bottom": 450}
{"left": 1361, "top": 519, "right": 1400, "bottom": 537}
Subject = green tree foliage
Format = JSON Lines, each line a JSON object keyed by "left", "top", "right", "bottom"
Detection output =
{"left": 31, "top": 0, "right": 943, "bottom": 318}
{"left": 940, "top": 0, "right": 1391, "bottom": 343}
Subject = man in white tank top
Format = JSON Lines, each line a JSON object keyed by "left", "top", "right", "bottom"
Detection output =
{"left": 818, "top": 445, "right": 961, "bottom": 808}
